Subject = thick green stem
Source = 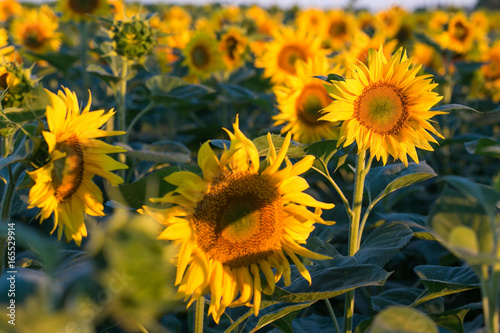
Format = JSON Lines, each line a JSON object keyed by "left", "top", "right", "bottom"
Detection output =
{"left": 344, "top": 150, "right": 369, "bottom": 333}
{"left": 194, "top": 296, "right": 205, "bottom": 333}
{"left": 479, "top": 266, "right": 500, "bottom": 333}
{"left": 79, "top": 21, "right": 90, "bottom": 94}
{"left": 117, "top": 58, "right": 129, "bottom": 140}
{"left": 1, "top": 164, "right": 25, "bottom": 269}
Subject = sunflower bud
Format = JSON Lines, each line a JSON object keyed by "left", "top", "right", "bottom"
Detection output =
{"left": 0, "top": 57, "right": 37, "bottom": 108}
{"left": 110, "top": 15, "right": 158, "bottom": 62}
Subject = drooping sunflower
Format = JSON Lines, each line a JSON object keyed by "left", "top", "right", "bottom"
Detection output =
{"left": 320, "top": 47, "right": 445, "bottom": 166}
{"left": 141, "top": 118, "right": 334, "bottom": 323}
{"left": 182, "top": 30, "right": 224, "bottom": 80}
{"left": 27, "top": 87, "right": 128, "bottom": 246}
{"left": 273, "top": 57, "right": 342, "bottom": 144}
{"left": 219, "top": 27, "right": 248, "bottom": 71}
{"left": 57, "top": 0, "right": 110, "bottom": 22}
{"left": 436, "top": 13, "right": 475, "bottom": 54}
{"left": 256, "top": 26, "right": 325, "bottom": 84}
{"left": 10, "top": 5, "right": 62, "bottom": 54}
{"left": 0, "top": 0, "right": 22, "bottom": 22}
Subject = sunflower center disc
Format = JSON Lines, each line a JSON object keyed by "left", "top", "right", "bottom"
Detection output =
{"left": 52, "top": 135, "right": 84, "bottom": 202}
{"left": 453, "top": 21, "right": 468, "bottom": 41}
{"left": 329, "top": 21, "right": 347, "bottom": 37}
{"left": 296, "top": 83, "right": 331, "bottom": 126}
{"left": 24, "top": 28, "right": 44, "bottom": 49}
{"left": 193, "top": 172, "right": 283, "bottom": 268}
{"left": 278, "top": 45, "right": 307, "bottom": 75}
{"left": 191, "top": 45, "right": 210, "bottom": 68}
{"left": 68, "top": 0, "right": 99, "bottom": 14}
{"left": 355, "top": 83, "right": 409, "bottom": 135}
{"left": 221, "top": 200, "right": 260, "bottom": 243}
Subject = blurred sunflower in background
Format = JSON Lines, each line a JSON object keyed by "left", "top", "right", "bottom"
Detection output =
{"left": 27, "top": 87, "right": 127, "bottom": 246}
{"left": 0, "top": 0, "right": 22, "bottom": 22}
{"left": 219, "top": 26, "right": 248, "bottom": 71}
{"left": 109, "top": 0, "right": 125, "bottom": 20}
{"left": 295, "top": 8, "right": 327, "bottom": 34}
{"left": 436, "top": 12, "right": 476, "bottom": 54}
{"left": 273, "top": 57, "right": 342, "bottom": 143}
{"left": 321, "top": 47, "right": 445, "bottom": 166}
{"left": 57, "top": 0, "right": 110, "bottom": 22}
{"left": 182, "top": 30, "right": 224, "bottom": 80}
{"left": 142, "top": 118, "right": 334, "bottom": 323}
{"left": 323, "top": 10, "right": 357, "bottom": 51}
{"left": 10, "top": 5, "right": 61, "bottom": 54}
{"left": 256, "top": 26, "right": 324, "bottom": 84}
{"left": 376, "top": 6, "right": 404, "bottom": 39}
{"left": 482, "top": 42, "right": 500, "bottom": 101}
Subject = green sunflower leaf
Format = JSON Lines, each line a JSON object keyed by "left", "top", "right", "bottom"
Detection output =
{"left": 249, "top": 302, "right": 316, "bottom": 333}
{"left": 412, "top": 265, "right": 480, "bottom": 306}
{"left": 464, "top": 137, "right": 500, "bottom": 159}
{"left": 354, "top": 222, "right": 413, "bottom": 267}
{"left": 365, "top": 161, "right": 437, "bottom": 206}
{"left": 145, "top": 74, "right": 214, "bottom": 104}
{"left": 430, "top": 308, "right": 472, "bottom": 333}
{"left": 368, "top": 306, "right": 438, "bottom": 333}
{"left": 430, "top": 104, "right": 480, "bottom": 113}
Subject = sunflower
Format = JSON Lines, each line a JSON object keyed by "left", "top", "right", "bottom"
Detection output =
{"left": 256, "top": 26, "right": 324, "bottom": 84}
{"left": 412, "top": 42, "right": 444, "bottom": 75}
{"left": 219, "top": 27, "right": 248, "bottom": 71}
{"left": 482, "top": 42, "right": 500, "bottom": 102}
{"left": 323, "top": 10, "right": 357, "bottom": 51}
{"left": 163, "top": 5, "right": 192, "bottom": 33}
{"left": 273, "top": 57, "right": 342, "bottom": 144}
{"left": 27, "top": 87, "right": 128, "bottom": 246}
{"left": 295, "top": 8, "right": 327, "bottom": 35}
{"left": 0, "top": 0, "right": 22, "bottom": 22}
{"left": 428, "top": 10, "right": 449, "bottom": 35}
{"left": 376, "top": 7, "right": 404, "bottom": 39}
{"left": 141, "top": 118, "right": 334, "bottom": 323}
{"left": 356, "top": 11, "right": 381, "bottom": 35}
{"left": 334, "top": 30, "right": 398, "bottom": 73}
{"left": 10, "top": 5, "right": 62, "bottom": 54}
{"left": 57, "top": 0, "right": 110, "bottom": 22}
{"left": 436, "top": 13, "right": 475, "bottom": 54}
{"left": 182, "top": 30, "right": 224, "bottom": 80}
{"left": 320, "top": 47, "right": 445, "bottom": 166}
{"left": 109, "top": 0, "right": 125, "bottom": 20}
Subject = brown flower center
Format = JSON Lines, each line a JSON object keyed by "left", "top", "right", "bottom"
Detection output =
{"left": 68, "top": 0, "right": 99, "bottom": 14}
{"left": 328, "top": 21, "right": 347, "bottom": 38}
{"left": 296, "top": 83, "right": 331, "bottom": 127}
{"left": 193, "top": 172, "right": 283, "bottom": 268}
{"left": 23, "top": 26, "right": 44, "bottom": 50}
{"left": 277, "top": 45, "right": 307, "bottom": 75}
{"left": 191, "top": 44, "right": 210, "bottom": 69}
{"left": 52, "top": 135, "right": 84, "bottom": 202}
{"left": 354, "top": 82, "right": 410, "bottom": 135}
{"left": 452, "top": 21, "right": 469, "bottom": 42}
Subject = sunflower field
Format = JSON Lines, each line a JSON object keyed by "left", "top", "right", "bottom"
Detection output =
{"left": 1, "top": 0, "right": 500, "bottom": 332}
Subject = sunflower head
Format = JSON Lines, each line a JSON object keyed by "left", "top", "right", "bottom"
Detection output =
{"left": 182, "top": 30, "right": 224, "bottom": 80}
{"left": 321, "top": 47, "right": 445, "bottom": 166}
{"left": 10, "top": 5, "right": 61, "bottom": 54}
{"left": 0, "top": 0, "right": 22, "bottom": 22}
{"left": 273, "top": 57, "right": 343, "bottom": 143}
{"left": 437, "top": 13, "right": 475, "bottom": 54}
{"left": 27, "top": 87, "right": 127, "bottom": 245}
{"left": 256, "top": 26, "right": 325, "bottom": 84}
{"left": 109, "top": 14, "right": 158, "bottom": 62}
{"left": 219, "top": 27, "right": 248, "bottom": 71}
{"left": 57, "top": 0, "right": 110, "bottom": 22}
{"left": 324, "top": 10, "right": 357, "bottom": 51}
{"left": 162, "top": 5, "right": 192, "bottom": 32}
{"left": 141, "top": 117, "right": 334, "bottom": 323}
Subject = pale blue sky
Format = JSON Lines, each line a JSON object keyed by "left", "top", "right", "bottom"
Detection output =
{"left": 25, "top": 0, "right": 478, "bottom": 11}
